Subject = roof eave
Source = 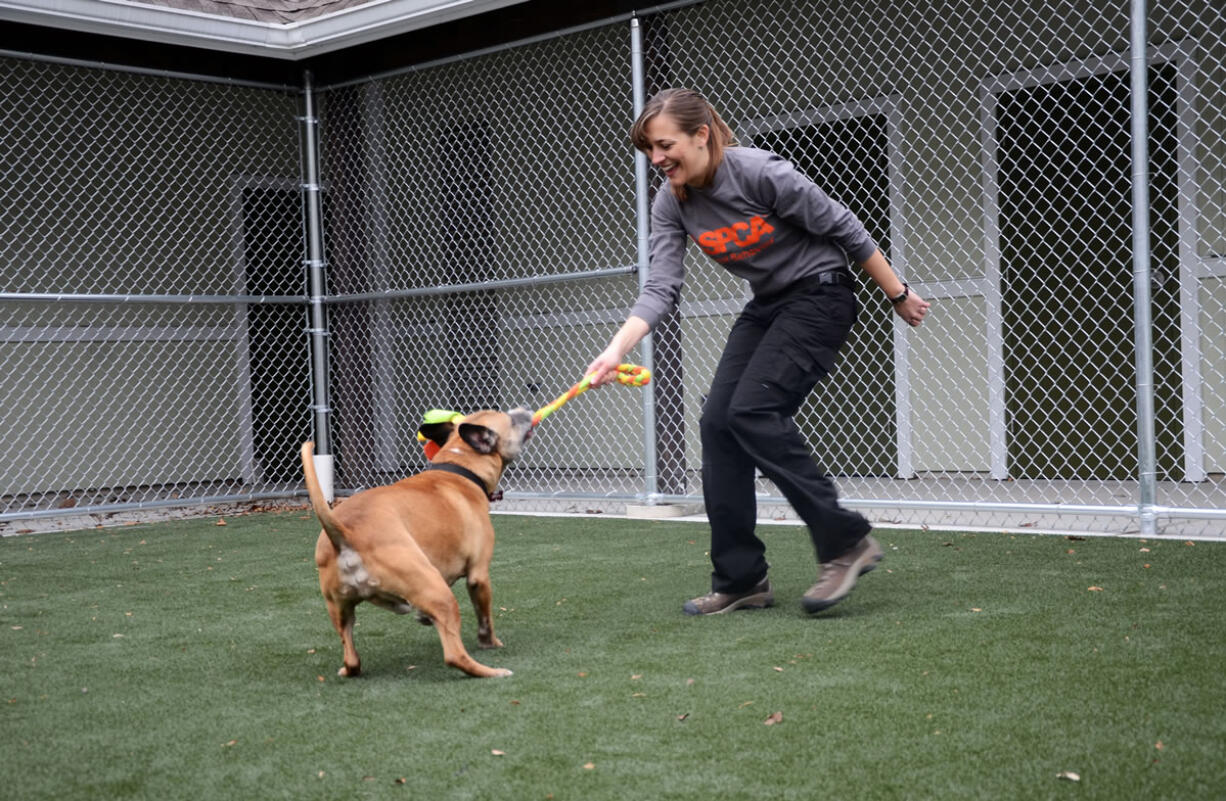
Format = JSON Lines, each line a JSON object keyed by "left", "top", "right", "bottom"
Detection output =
{"left": 0, "top": 0, "right": 532, "bottom": 60}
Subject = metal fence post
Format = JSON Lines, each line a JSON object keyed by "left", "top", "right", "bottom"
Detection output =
{"left": 302, "top": 70, "right": 335, "bottom": 501}
{"left": 630, "top": 16, "right": 659, "bottom": 502}
{"left": 1129, "top": 0, "right": 1158, "bottom": 536}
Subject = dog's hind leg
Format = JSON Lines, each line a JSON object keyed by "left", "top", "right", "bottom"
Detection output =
{"left": 325, "top": 597, "right": 362, "bottom": 677}
{"left": 375, "top": 549, "right": 512, "bottom": 678}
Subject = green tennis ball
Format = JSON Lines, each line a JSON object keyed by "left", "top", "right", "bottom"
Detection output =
{"left": 422, "top": 408, "right": 463, "bottom": 425}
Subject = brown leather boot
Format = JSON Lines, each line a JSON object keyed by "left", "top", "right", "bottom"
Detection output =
{"left": 683, "top": 576, "right": 774, "bottom": 616}
{"left": 802, "top": 535, "right": 883, "bottom": 614}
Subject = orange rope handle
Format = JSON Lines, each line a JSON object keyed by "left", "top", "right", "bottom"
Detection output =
{"left": 532, "top": 364, "right": 651, "bottom": 427}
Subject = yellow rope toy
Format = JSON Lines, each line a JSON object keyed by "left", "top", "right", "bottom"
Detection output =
{"left": 531, "top": 363, "right": 651, "bottom": 427}
{"left": 415, "top": 364, "right": 651, "bottom": 458}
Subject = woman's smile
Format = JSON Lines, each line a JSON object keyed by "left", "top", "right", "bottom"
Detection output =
{"left": 643, "top": 114, "right": 709, "bottom": 188}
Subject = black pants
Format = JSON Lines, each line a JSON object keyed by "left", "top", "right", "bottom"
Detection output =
{"left": 700, "top": 276, "right": 872, "bottom": 593}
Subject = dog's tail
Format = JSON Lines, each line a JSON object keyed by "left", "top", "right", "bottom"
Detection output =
{"left": 301, "top": 441, "right": 348, "bottom": 552}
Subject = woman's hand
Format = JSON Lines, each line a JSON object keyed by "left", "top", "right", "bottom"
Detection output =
{"left": 586, "top": 316, "right": 651, "bottom": 386}
{"left": 895, "top": 291, "right": 930, "bottom": 327}
{"left": 584, "top": 347, "right": 624, "bottom": 387}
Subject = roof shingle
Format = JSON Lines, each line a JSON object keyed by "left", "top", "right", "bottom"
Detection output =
{"left": 133, "top": 0, "right": 383, "bottom": 24}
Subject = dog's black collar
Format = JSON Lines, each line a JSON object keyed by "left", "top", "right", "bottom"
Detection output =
{"left": 425, "top": 462, "right": 503, "bottom": 502}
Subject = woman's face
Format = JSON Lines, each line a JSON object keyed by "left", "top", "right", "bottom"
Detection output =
{"left": 642, "top": 113, "right": 710, "bottom": 189}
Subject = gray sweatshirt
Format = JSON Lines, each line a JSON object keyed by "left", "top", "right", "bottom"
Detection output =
{"left": 629, "top": 146, "right": 879, "bottom": 329}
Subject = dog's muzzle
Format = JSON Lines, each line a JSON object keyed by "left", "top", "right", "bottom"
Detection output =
{"left": 510, "top": 407, "right": 534, "bottom": 441}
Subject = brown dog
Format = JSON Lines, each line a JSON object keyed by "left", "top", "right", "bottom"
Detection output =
{"left": 300, "top": 408, "right": 533, "bottom": 678}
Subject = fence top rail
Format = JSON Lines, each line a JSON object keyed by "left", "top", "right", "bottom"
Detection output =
{"left": 0, "top": 47, "right": 300, "bottom": 92}
{"left": 315, "top": 0, "right": 706, "bottom": 93}
{"left": 0, "top": 265, "right": 635, "bottom": 307}
{"left": 0, "top": 292, "right": 305, "bottom": 305}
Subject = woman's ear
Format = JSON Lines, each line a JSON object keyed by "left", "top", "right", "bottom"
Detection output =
{"left": 696, "top": 123, "right": 710, "bottom": 147}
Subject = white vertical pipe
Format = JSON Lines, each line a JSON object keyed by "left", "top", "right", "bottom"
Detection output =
{"left": 302, "top": 70, "right": 334, "bottom": 502}
{"left": 1129, "top": 0, "right": 1158, "bottom": 535}
{"left": 630, "top": 16, "right": 659, "bottom": 500}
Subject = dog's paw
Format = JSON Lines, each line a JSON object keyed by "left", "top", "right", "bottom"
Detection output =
{"left": 478, "top": 636, "right": 504, "bottom": 650}
{"left": 337, "top": 664, "right": 361, "bottom": 678}
{"left": 490, "top": 668, "right": 513, "bottom": 678}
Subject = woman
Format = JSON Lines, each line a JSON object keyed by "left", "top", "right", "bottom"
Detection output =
{"left": 587, "top": 88, "right": 929, "bottom": 616}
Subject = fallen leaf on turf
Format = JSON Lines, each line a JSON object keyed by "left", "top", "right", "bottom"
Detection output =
{"left": 1139, "top": 547, "right": 1150, "bottom": 553}
{"left": 677, "top": 713, "right": 689, "bottom": 721}
{"left": 491, "top": 749, "right": 505, "bottom": 756}
{"left": 395, "top": 777, "right": 407, "bottom": 784}
{"left": 1056, "top": 771, "right": 1080, "bottom": 782}
{"left": 764, "top": 711, "right": 783, "bottom": 726}
{"left": 1088, "top": 586, "right": 1104, "bottom": 592}
{"left": 216, "top": 519, "right": 227, "bottom": 526}
{"left": 738, "top": 701, "right": 754, "bottom": 708}
{"left": 583, "top": 762, "right": 595, "bottom": 770}
{"left": 773, "top": 666, "right": 784, "bottom": 672}
{"left": 222, "top": 740, "right": 237, "bottom": 747}
{"left": 971, "top": 608, "right": 982, "bottom": 612}
{"left": 1155, "top": 740, "right": 1164, "bottom": 750}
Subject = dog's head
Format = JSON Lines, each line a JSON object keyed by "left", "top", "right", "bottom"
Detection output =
{"left": 418, "top": 407, "right": 534, "bottom": 464}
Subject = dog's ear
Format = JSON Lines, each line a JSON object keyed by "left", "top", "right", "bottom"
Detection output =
{"left": 417, "top": 421, "right": 455, "bottom": 448}
{"left": 459, "top": 423, "right": 500, "bottom": 455}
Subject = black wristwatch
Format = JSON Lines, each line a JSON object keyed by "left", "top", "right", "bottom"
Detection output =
{"left": 889, "top": 282, "right": 910, "bottom": 305}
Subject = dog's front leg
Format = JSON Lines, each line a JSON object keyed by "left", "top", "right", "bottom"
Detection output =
{"left": 466, "top": 573, "right": 503, "bottom": 650}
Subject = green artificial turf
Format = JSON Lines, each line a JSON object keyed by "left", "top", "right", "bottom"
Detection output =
{"left": 2, "top": 511, "right": 1224, "bottom": 800}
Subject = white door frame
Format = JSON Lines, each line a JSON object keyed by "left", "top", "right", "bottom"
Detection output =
{"left": 978, "top": 40, "right": 1203, "bottom": 481}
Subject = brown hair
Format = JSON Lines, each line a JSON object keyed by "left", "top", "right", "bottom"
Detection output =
{"left": 631, "top": 88, "right": 736, "bottom": 199}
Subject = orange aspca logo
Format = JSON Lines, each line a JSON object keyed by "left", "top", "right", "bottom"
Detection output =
{"left": 695, "top": 216, "right": 775, "bottom": 256}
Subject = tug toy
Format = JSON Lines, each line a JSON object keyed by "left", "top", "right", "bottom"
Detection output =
{"left": 415, "top": 364, "right": 651, "bottom": 459}
{"left": 416, "top": 408, "right": 465, "bottom": 460}
{"left": 531, "top": 363, "right": 651, "bottom": 428}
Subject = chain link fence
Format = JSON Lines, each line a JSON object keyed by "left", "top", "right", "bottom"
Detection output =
{"left": 0, "top": 55, "right": 310, "bottom": 525}
{"left": 2, "top": 0, "right": 1224, "bottom": 537}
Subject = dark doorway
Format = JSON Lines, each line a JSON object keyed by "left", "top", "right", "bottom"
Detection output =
{"left": 438, "top": 120, "right": 502, "bottom": 413}
{"left": 241, "top": 185, "right": 311, "bottom": 483}
{"left": 994, "top": 63, "right": 1183, "bottom": 480}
